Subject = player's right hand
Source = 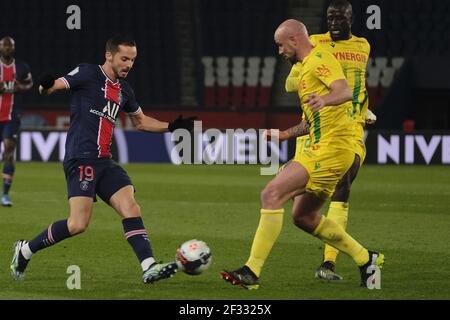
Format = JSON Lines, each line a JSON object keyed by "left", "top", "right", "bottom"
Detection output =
{"left": 305, "top": 93, "right": 326, "bottom": 112}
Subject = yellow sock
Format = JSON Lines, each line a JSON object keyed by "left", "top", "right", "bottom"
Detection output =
{"left": 313, "top": 215, "right": 369, "bottom": 267}
{"left": 323, "top": 201, "right": 349, "bottom": 263}
{"left": 245, "top": 208, "right": 284, "bottom": 277}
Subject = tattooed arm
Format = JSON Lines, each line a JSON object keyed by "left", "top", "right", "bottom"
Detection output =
{"left": 284, "top": 120, "right": 310, "bottom": 139}
{"left": 264, "top": 119, "right": 310, "bottom": 142}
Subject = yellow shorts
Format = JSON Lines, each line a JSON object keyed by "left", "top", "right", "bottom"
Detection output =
{"left": 295, "top": 135, "right": 365, "bottom": 164}
{"left": 293, "top": 137, "right": 354, "bottom": 199}
{"left": 355, "top": 137, "right": 366, "bottom": 165}
{"left": 295, "top": 133, "right": 366, "bottom": 166}
{"left": 294, "top": 135, "right": 311, "bottom": 161}
{"left": 354, "top": 125, "right": 366, "bottom": 165}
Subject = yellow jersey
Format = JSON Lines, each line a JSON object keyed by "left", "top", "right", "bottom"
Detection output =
{"left": 298, "top": 46, "right": 354, "bottom": 148}
{"left": 286, "top": 33, "right": 370, "bottom": 128}
{"left": 310, "top": 32, "right": 370, "bottom": 128}
{"left": 285, "top": 62, "right": 303, "bottom": 93}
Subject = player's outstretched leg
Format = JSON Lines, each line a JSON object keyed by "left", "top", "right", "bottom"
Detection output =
{"left": 109, "top": 185, "right": 178, "bottom": 284}
{"left": 122, "top": 216, "right": 178, "bottom": 284}
{"left": 221, "top": 162, "right": 306, "bottom": 289}
{"left": 220, "top": 207, "right": 285, "bottom": 290}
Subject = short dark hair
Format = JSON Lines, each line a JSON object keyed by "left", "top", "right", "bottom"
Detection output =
{"left": 105, "top": 34, "right": 136, "bottom": 54}
{"left": 329, "top": 0, "right": 352, "bottom": 13}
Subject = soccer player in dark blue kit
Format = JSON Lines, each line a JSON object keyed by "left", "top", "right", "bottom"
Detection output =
{"left": 0, "top": 36, "right": 33, "bottom": 206}
{"left": 10, "top": 35, "right": 195, "bottom": 284}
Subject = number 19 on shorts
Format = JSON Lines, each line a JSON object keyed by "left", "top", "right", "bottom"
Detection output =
{"left": 78, "top": 165, "right": 94, "bottom": 181}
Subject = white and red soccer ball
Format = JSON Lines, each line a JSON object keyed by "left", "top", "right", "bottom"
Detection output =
{"left": 175, "top": 239, "right": 212, "bottom": 275}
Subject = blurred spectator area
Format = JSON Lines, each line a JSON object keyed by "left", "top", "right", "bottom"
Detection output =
{"left": 0, "top": 0, "right": 180, "bottom": 108}
{"left": 198, "top": 0, "right": 287, "bottom": 109}
{"left": 354, "top": 0, "right": 450, "bottom": 57}
{"left": 320, "top": 0, "right": 450, "bottom": 130}
{"left": 366, "top": 56, "right": 404, "bottom": 109}
{"left": 2, "top": 0, "right": 450, "bottom": 130}
{"left": 355, "top": 0, "right": 450, "bottom": 114}
{"left": 201, "top": 56, "right": 277, "bottom": 109}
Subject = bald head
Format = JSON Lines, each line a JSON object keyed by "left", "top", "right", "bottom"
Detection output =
{"left": 274, "top": 19, "right": 312, "bottom": 64}
{"left": 275, "top": 19, "right": 308, "bottom": 41}
{"left": 0, "top": 36, "right": 16, "bottom": 60}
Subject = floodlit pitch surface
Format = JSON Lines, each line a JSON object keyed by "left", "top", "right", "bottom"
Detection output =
{"left": 1, "top": 163, "right": 449, "bottom": 300}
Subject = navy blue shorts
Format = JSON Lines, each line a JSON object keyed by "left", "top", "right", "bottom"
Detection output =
{"left": 63, "top": 158, "right": 133, "bottom": 203}
{"left": 0, "top": 116, "right": 20, "bottom": 140}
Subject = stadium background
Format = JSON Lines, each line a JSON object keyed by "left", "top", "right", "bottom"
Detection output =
{"left": 1, "top": 0, "right": 450, "bottom": 302}
{"left": 1, "top": 0, "right": 450, "bottom": 164}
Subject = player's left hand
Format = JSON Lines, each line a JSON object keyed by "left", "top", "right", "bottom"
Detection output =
{"left": 365, "top": 109, "right": 377, "bottom": 125}
{"left": 168, "top": 115, "right": 197, "bottom": 132}
{"left": 305, "top": 93, "right": 325, "bottom": 112}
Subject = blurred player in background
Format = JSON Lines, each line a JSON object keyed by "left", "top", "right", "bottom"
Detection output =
{"left": 221, "top": 19, "right": 384, "bottom": 289}
{"left": 269, "top": 0, "right": 376, "bottom": 281}
{"left": 0, "top": 36, "right": 33, "bottom": 206}
{"left": 10, "top": 34, "right": 195, "bottom": 284}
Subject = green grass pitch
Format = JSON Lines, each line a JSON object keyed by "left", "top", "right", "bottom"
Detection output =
{"left": 1, "top": 162, "right": 449, "bottom": 300}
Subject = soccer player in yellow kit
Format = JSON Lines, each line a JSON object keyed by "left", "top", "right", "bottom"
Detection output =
{"left": 279, "top": 0, "right": 376, "bottom": 281}
{"left": 221, "top": 19, "right": 384, "bottom": 289}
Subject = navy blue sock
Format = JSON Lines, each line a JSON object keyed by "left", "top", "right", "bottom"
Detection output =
{"left": 3, "top": 163, "right": 14, "bottom": 195}
{"left": 28, "top": 219, "right": 72, "bottom": 253}
{"left": 122, "top": 217, "right": 154, "bottom": 264}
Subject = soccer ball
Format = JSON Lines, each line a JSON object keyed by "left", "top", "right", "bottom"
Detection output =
{"left": 175, "top": 239, "right": 212, "bottom": 275}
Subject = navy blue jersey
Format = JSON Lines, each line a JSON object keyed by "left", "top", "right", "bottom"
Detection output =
{"left": 0, "top": 59, "right": 31, "bottom": 121}
{"left": 60, "top": 63, "right": 141, "bottom": 161}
